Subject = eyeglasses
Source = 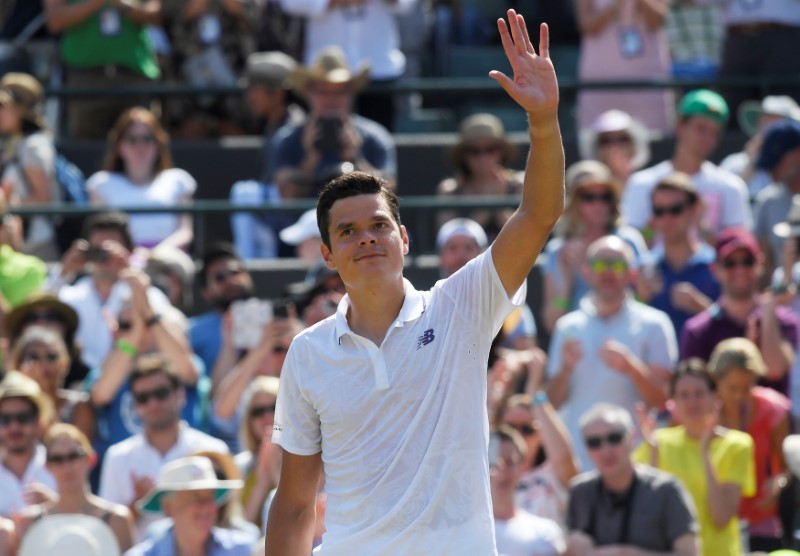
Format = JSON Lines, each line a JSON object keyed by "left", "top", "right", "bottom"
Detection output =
{"left": 652, "top": 202, "right": 688, "bottom": 218}
{"left": 578, "top": 191, "right": 614, "bottom": 204}
{"left": 21, "top": 309, "right": 65, "bottom": 326}
{"left": 464, "top": 145, "right": 500, "bottom": 157}
{"left": 122, "top": 134, "right": 156, "bottom": 146}
{"left": 250, "top": 404, "right": 276, "bottom": 418}
{"left": 47, "top": 450, "right": 87, "bottom": 465}
{"left": 132, "top": 385, "right": 173, "bottom": 405}
{"left": 22, "top": 352, "right": 59, "bottom": 364}
{"left": 721, "top": 256, "right": 756, "bottom": 269}
{"left": 597, "top": 134, "right": 632, "bottom": 147}
{"left": 585, "top": 430, "right": 626, "bottom": 450}
{"left": 589, "top": 258, "right": 628, "bottom": 275}
{"left": 506, "top": 423, "right": 537, "bottom": 436}
{"left": 212, "top": 268, "right": 244, "bottom": 284}
{"left": 0, "top": 411, "right": 37, "bottom": 427}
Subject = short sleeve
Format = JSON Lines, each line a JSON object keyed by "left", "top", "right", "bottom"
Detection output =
{"left": 86, "top": 171, "right": 113, "bottom": 200}
{"left": 545, "top": 322, "right": 565, "bottom": 379}
{"left": 663, "top": 479, "right": 699, "bottom": 543}
{"left": 18, "top": 134, "right": 55, "bottom": 176}
{"left": 679, "top": 317, "right": 705, "bottom": 361}
{"left": 272, "top": 341, "right": 322, "bottom": 456}
{"left": 620, "top": 173, "right": 651, "bottom": 230}
{"left": 722, "top": 174, "right": 752, "bottom": 230}
{"left": 718, "top": 434, "right": 756, "bottom": 498}
{"left": 170, "top": 168, "right": 197, "bottom": 199}
{"left": 643, "top": 310, "right": 679, "bottom": 370}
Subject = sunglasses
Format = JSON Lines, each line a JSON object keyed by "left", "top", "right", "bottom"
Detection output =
{"left": 506, "top": 423, "right": 537, "bottom": 436}
{"left": 652, "top": 202, "right": 688, "bottom": 218}
{"left": 578, "top": 191, "right": 614, "bottom": 204}
{"left": 597, "top": 134, "right": 632, "bottom": 147}
{"left": 122, "top": 134, "right": 156, "bottom": 146}
{"left": 273, "top": 346, "right": 288, "bottom": 355}
{"left": 0, "top": 411, "right": 37, "bottom": 427}
{"left": 21, "top": 309, "right": 65, "bottom": 326}
{"left": 117, "top": 321, "right": 132, "bottom": 332}
{"left": 589, "top": 258, "right": 628, "bottom": 275}
{"left": 721, "top": 256, "right": 756, "bottom": 270}
{"left": 250, "top": 404, "right": 276, "bottom": 418}
{"left": 47, "top": 450, "right": 87, "bottom": 465}
{"left": 212, "top": 268, "right": 244, "bottom": 284}
{"left": 132, "top": 385, "right": 173, "bottom": 405}
{"left": 22, "top": 352, "right": 59, "bottom": 363}
{"left": 585, "top": 430, "right": 626, "bottom": 450}
{"left": 465, "top": 145, "right": 500, "bottom": 156}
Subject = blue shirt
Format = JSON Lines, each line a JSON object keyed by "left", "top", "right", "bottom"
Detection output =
{"left": 646, "top": 243, "right": 720, "bottom": 337}
{"left": 189, "top": 311, "right": 223, "bottom": 374}
{"left": 125, "top": 525, "right": 254, "bottom": 556}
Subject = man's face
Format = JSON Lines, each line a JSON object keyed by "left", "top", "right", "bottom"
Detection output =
{"left": 650, "top": 188, "right": 696, "bottom": 242}
{"left": 677, "top": 115, "right": 722, "bottom": 160}
{"left": 439, "top": 235, "right": 481, "bottom": 277}
{"left": 584, "top": 246, "right": 631, "bottom": 302}
{"left": 306, "top": 81, "right": 353, "bottom": 118}
{"left": 0, "top": 398, "right": 40, "bottom": 455}
{"left": 131, "top": 372, "right": 182, "bottom": 432}
{"left": 163, "top": 489, "right": 218, "bottom": 538}
{"left": 583, "top": 419, "right": 631, "bottom": 478}
{"left": 203, "top": 257, "right": 253, "bottom": 310}
{"left": 246, "top": 85, "right": 280, "bottom": 117}
{"left": 88, "top": 228, "right": 128, "bottom": 282}
{"left": 714, "top": 247, "right": 761, "bottom": 300}
{"left": 321, "top": 194, "right": 408, "bottom": 291}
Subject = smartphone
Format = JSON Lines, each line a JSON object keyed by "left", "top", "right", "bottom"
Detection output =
{"left": 85, "top": 246, "right": 109, "bottom": 263}
{"left": 314, "top": 117, "right": 343, "bottom": 152}
{"left": 230, "top": 298, "right": 274, "bottom": 350}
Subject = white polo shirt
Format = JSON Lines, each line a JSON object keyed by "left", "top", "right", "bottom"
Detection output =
{"left": 274, "top": 248, "right": 524, "bottom": 555}
{"left": 0, "top": 445, "right": 55, "bottom": 517}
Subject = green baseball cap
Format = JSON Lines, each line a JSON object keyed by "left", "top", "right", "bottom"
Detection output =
{"left": 679, "top": 89, "right": 729, "bottom": 125}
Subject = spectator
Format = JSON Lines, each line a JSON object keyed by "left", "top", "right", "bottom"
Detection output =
{"left": 498, "top": 393, "right": 578, "bottom": 530}
{"left": 51, "top": 212, "right": 173, "bottom": 369}
{"left": 566, "top": 402, "right": 699, "bottom": 555}
{"left": 575, "top": 0, "right": 674, "bottom": 136}
{"left": 578, "top": 109, "right": 651, "bottom": 185}
{"left": 621, "top": 89, "right": 752, "bottom": 242}
{"left": 270, "top": 46, "right": 396, "bottom": 200}
{"left": 266, "top": 15, "right": 563, "bottom": 551}
{"left": 278, "top": 0, "right": 418, "bottom": 131}
{"left": 11, "top": 326, "right": 93, "bottom": 440}
{"left": 680, "top": 228, "right": 798, "bottom": 396}
{"left": 16, "top": 423, "right": 135, "bottom": 552}
{"left": 43, "top": 0, "right": 162, "bottom": 140}
{"left": 634, "top": 360, "right": 756, "bottom": 556}
{"left": 546, "top": 235, "right": 677, "bottom": 471}
{"left": 278, "top": 208, "right": 323, "bottom": 265}
{"left": 98, "top": 354, "right": 227, "bottom": 540}
{"left": 5, "top": 293, "right": 87, "bottom": 388}
{"left": 753, "top": 119, "right": 800, "bottom": 277}
{"left": 88, "top": 107, "right": 196, "bottom": 253}
{"left": 0, "top": 73, "right": 59, "bottom": 259}
{"left": 127, "top": 456, "right": 254, "bottom": 555}
{"left": 542, "top": 161, "right": 648, "bottom": 333}
{"left": 235, "top": 377, "right": 281, "bottom": 529}
{"left": 17, "top": 514, "right": 122, "bottom": 556}
{"left": 229, "top": 52, "right": 305, "bottom": 260}
{"left": 490, "top": 426, "right": 566, "bottom": 555}
{"left": 285, "top": 261, "right": 344, "bottom": 327}
{"left": 720, "top": 95, "right": 800, "bottom": 201}
{"left": 0, "top": 371, "right": 55, "bottom": 517}
{"left": 635, "top": 173, "right": 720, "bottom": 337}
{"left": 709, "top": 338, "right": 791, "bottom": 552}
{"left": 144, "top": 245, "right": 195, "bottom": 313}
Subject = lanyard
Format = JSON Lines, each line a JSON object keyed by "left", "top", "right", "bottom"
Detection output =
{"left": 587, "top": 473, "right": 640, "bottom": 545}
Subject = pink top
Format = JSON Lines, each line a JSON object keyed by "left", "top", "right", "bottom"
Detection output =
{"left": 515, "top": 462, "right": 568, "bottom": 531}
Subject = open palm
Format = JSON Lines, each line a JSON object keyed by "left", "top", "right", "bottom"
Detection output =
{"left": 491, "top": 9, "right": 559, "bottom": 121}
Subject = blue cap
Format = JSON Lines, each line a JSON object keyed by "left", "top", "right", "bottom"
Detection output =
{"left": 756, "top": 119, "right": 800, "bottom": 171}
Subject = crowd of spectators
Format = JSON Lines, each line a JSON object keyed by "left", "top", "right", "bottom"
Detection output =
{"left": 0, "top": 1, "right": 799, "bottom": 555}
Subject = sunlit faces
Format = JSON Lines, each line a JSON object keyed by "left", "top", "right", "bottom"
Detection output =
{"left": 306, "top": 81, "right": 353, "bottom": 117}
{"left": 650, "top": 188, "right": 696, "bottom": 241}
{"left": 677, "top": 116, "right": 722, "bottom": 160}
{"left": 574, "top": 184, "right": 615, "bottom": 230}
{"left": 248, "top": 391, "right": 277, "bottom": 441}
{"left": 490, "top": 440, "right": 523, "bottom": 492}
{"left": 715, "top": 368, "right": 757, "bottom": 411}
{"left": 46, "top": 435, "right": 89, "bottom": 488}
{"left": 19, "top": 341, "right": 68, "bottom": 391}
{"left": 584, "top": 244, "right": 631, "bottom": 300}
{"left": 0, "top": 397, "right": 40, "bottom": 454}
{"left": 163, "top": 489, "right": 219, "bottom": 536}
{"left": 672, "top": 373, "right": 716, "bottom": 424}
{"left": 715, "top": 248, "right": 761, "bottom": 300}
{"left": 203, "top": 257, "right": 253, "bottom": 307}
{"left": 118, "top": 121, "right": 159, "bottom": 171}
{"left": 439, "top": 235, "right": 482, "bottom": 277}
{"left": 130, "top": 373, "right": 183, "bottom": 431}
{"left": 582, "top": 419, "right": 630, "bottom": 475}
{"left": 0, "top": 101, "right": 19, "bottom": 133}
{"left": 321, "top": 194, "right": 408, "bottom": 287}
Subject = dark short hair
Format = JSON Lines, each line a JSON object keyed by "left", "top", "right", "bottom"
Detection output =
{"left": 82, "top": 211, "right": 134, "bottom": 252}
{"left": 316, "top": 172, "right": 401, "bottom": 250}
{"left": 670, "top": 358, "right": 716, "bottom": 396}
{"left": 129, "top": 353, "right": 182, "bottom": 391}
{"left": 198, "top": 241, "right": 241, "bottom": 288}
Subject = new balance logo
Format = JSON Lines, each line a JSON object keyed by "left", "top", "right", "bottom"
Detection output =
{"left": 417, "top": 329, "right": 435, "bottom": 349}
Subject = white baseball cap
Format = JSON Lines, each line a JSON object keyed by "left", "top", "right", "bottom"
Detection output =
{"left": 280, "top": 209, "right": 321, "bottom": 246}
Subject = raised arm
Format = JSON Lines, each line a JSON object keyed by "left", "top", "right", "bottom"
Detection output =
{"left": 490, "top": 11, "right": 564, "bottom": 298}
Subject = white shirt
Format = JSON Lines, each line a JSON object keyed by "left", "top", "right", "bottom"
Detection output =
{"left": 99, "top": 424, "right": 229, "bottom": 540}
{"left": 621, "top": 160, "right": 752, "bottom": 234}
{"left": 495, "top": 510, "right": 565, "bottom": 556}
{"left": 58, "top": 276, "right": 172, "bottom": 369}
{"left": 719, "top": 151, "right": 774, "bottom": 201}
{"left": 0, "top": 445, "right": 56, "bottom": 517}
{"left": 274, "top": 248, "right": 523, "bottom": 555}
{"left": 280, "top": 0, "right": 417, "bottom": 80}
{"left": 87, "top": 169, "right": 196, "bottom": 248}
{"left": 546, "top": 296, "right": 678, "bottom": 471}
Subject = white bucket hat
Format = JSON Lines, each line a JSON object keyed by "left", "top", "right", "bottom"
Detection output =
{"left": 19, "top": 514, "right": 120, "bottom": 556}
{"left": 578, "top": 109, "right": 651, "bottom": 171}
{"left": 739, "top": 95, "right": 800, "bottom": 136}
{"left": 280, "top": 209, "right": 321, "bottom": 246}
{"left": 138, "top": 456, "right": 244, "bottom": 513}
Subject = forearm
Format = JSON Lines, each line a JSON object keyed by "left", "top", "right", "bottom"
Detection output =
{"left": 210, "top": 342, "right": 239, "bottom": 394}
{"left": 154, "top": 216, "right": 193, "bottom": 252}
{"left": 577, "top": 0, "right": 620, "bottom": 35}
{"left": 636, "top": 0, "right": 668, "bottom": 29}
{"left": 546, "top": 367, "right": 572, "bottom": 409}
{"left": 91, "top": 351, "right": 133, "bottom": 406}
{"left": 702, "top": 450, "right": 736, "bottom": 528}
{"left": 533, "top": 401, "right": 578, "bottom": 485}
{"left": 626, "top": 360, "right": 667, "bottom": 409}
{"left": 265, "top": 497, "right": 316, "bottom": 556}
{"left": 151, "top": 327, "right": 197, "bottom": 385}
{"left": 759, "top": 310, "right": 792, "bottom": 379}
{"left": 45, "top": 0, "right": 105, "bottom": 32}
{"left": 522, "top": 115, "right": 565, "bottom": 233}
{"left": 215, "top": 349, "right": 267, "bottom": 419}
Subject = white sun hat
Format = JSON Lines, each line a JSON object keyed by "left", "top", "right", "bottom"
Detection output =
{"left": 280, "top": 209, "right": 321, "bottom": 246}
{"left": 19, "top": 514, "right": 120, "bottom": 556}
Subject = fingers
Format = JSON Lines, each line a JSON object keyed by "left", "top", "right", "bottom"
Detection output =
{"left": 505, "top": 9, "right": 526, "bottom": 55}
{"left": 539, "top": 22, "right": 550, "bottom": 59}
{"left": 517, "top": 13, "right": 535, "bottom": 55}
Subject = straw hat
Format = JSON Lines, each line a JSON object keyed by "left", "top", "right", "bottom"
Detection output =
{"left": 138, "top": 456, "right": 243, "bottom": 513}
{"left": 6, "top": 293, "right": 79, "bottom": 342}
{"left": 19, "top": 514, "right": 120, "bottom": 556}
{"left": 565, "top": 160, "right": 621, "bottom": 198}
{"left": 0, "top": 72, "right": 46, "bottom": 130}
{"left": 290, "top": 47, "right": 370, "bottom": 96}
{"left": 738, "top": 95, "right": 800, "bottom": 136}
{"left": 449, "top": 113, "right": 517, "bottom": 166}
{"left": 0, "top": 370, "right": 54, "bottom": 424}
{"left": 773, "top": 195, "right": 800, "bottom": 239}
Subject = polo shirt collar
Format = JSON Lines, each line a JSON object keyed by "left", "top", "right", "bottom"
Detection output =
{"left": 334, "top": 279, "right": 425, "bottom": 341}
{"left": 651, "top": 242, "right": 716, "bottom": 266}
